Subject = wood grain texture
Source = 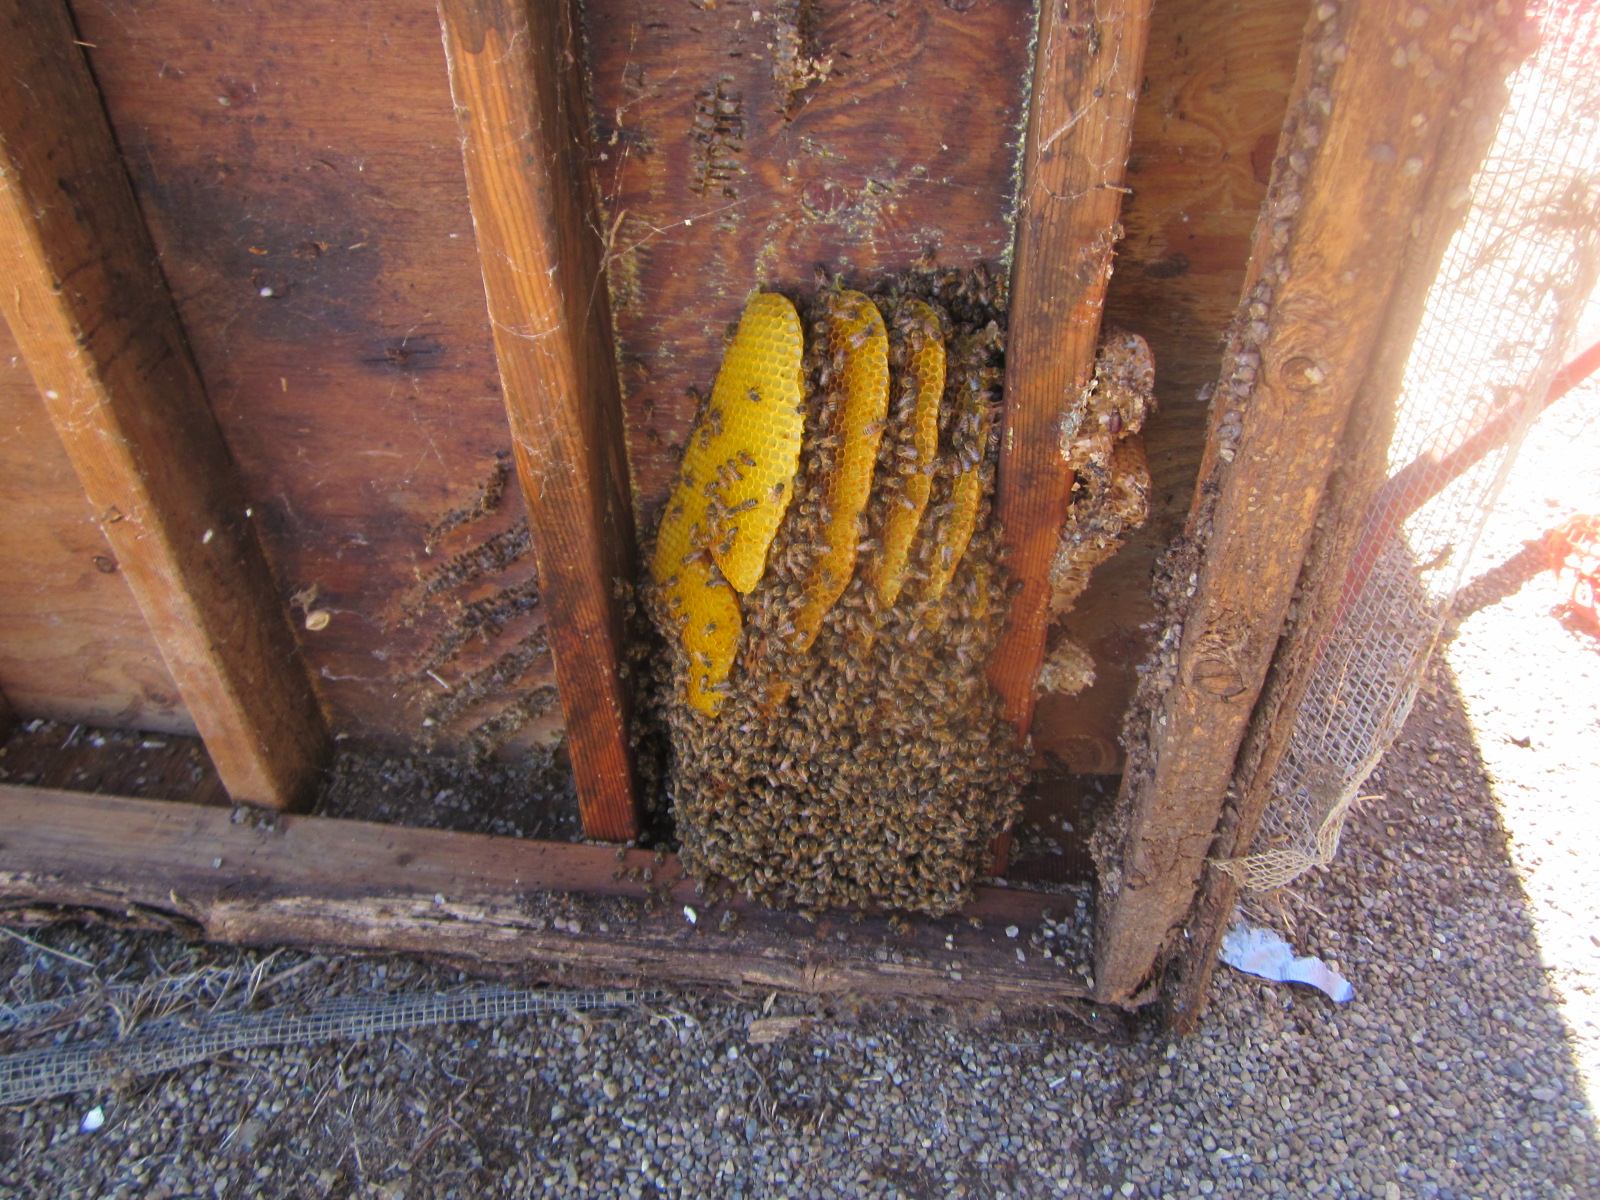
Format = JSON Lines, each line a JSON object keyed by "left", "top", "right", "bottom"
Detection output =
{"left": 0, "top": 317, "right": 194, "bottom": 733}
{"left": 987, "top": 0, "right": 1155, "bottom": 740}
{"left": 584, "top": 0, "right": 1032, "bottom": 526}
{"left": 1035, "top": 0, "right": 1304, "bottom": 773}
{"left": 438, "top": 0, "right": 641, "bottom": 841}
{"left": 62, "top": 0, "right": 551, "bottom": 751}
{"left": 1165, "top": 3, "right": 1528, "bottom": 1031}
{"left": 1093, "top": 0, "right": 1507, "bottom": 1005}
{"left": 0, "top": 1, "right": 328, "bottom": 807}
{"left": 0, "top": 786, "right": 1122, "bottom": 1022}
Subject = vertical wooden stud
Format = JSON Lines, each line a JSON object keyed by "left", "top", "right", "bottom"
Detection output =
{"left": 1165, "top": 1, "right": 1535, "bottom": 1029}
{"left": 438, "top": 0, "right": 641, "bottom": 842}
{"left": 988, "top": 0, "right": 1156, "bottom": 738}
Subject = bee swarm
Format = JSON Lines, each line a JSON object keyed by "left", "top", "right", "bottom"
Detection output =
{"left": 645, "top": 268, "right": 1028, "bottom": 916}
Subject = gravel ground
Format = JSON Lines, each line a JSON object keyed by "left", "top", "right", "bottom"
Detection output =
{"left": 2, "top": 336, "right": 1597, "bottom": 1200}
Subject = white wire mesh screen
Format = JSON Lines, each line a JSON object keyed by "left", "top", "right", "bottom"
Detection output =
{"left": 1221, "top": 0, "right": 1600, "bottom": 891}
{"left": 0, "top": 984, "right": 651, "bottom": 1106}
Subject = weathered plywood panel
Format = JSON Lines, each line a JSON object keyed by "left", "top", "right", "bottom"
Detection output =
{"left": 0, "top": 319, "right": 192, "bottom": 734}
{"left": 66, "top": 0, "right": 555, "bottom": 750}
{"left": 2, "top": 0, "right": 329, "bottom": 806}
{"left": 584, "top": 0, "right": 1032, "bottom": 524}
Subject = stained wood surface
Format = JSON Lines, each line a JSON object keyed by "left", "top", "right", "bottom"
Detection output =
{"left": 987, "top": 0, "right": 1155, "bottom": 741}
{"left": 0, "top": 1, "right": 328, "bottom": 807}
{"left": 1093, "top": 0, "right": 1510, "bottom": 1005}
{"left": 0, "top": 318, "right": 194, "bottom": 734}
{"left": 60, "top": 0, "right": 556, "bottom": 752}
{"left": 0, "top": 786, "right": 1120, "bottom": 1020}
{"left": 1037, "top": 0, "right": 1305, "bottom": 772}
{"left": 438, "top": 0, "right": 641, "bottom": 842}
{"left": 583, "top": 0, "right": 1032, "bottom": 525}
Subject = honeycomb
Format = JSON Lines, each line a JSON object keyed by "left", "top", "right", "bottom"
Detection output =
{"left": 866, "top": 298, "right": 945, "bottom": 607}
{"left": 923, "top": 323, "right": 1001, "bottom": 605}
{"left": 705, "top": 293, "right": 806, "bottom": 593}
{"left": 644, "top": 267, "right": 1098, "bottom": 915}
{"left": 648, "top": 398, "right": 739, "bottom": 716}
{"left": 677, "top": 560, "right": 743, "bottom": 715}
{"left": 926, "top": 468, "right": 983, "bottom": 602}
{"left": 789, "top": 290, "right": 889, "bottom": 652}
{"left": 649, "top": 293, "right": 807, "bottom": 714}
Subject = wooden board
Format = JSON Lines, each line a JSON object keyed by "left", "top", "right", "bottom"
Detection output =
{"left": 1092, "top": 0, "right": 1510, "bottom": 1005}
{"left": 0, "top": 0, "right": 328, "bottom": 807}
{"left": 583, "top": 0, "right": 1033, "bottom": 525}
{"left": 439, "top": 0, "right": 641, "bottom": 840}
{"left": 61, "top": 0, "right": 557, "bottom": 751}
{"left": 987, "top": 0, "right": 1155, "bottom": 741}
{"left": 0, "top": 318, "right": 194, "bottom": 734}
{"left": 0, "top": 786, "right": 1119, "bottom": 1023}
{"left": 1032, "top": 0, "right": 1306, "bottom": 773}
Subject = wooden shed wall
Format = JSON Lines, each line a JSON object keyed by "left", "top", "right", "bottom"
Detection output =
{"left": 0, "top": 0, "right": 1519, "bottom": 1019}
{"left": 0, "top": 0, "right": 1302, "bottom": 774}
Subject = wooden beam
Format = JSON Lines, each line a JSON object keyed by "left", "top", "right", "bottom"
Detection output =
{"left": 989, "top": 0, "right": 1155, "bottom": 739}
{"left": 1164, "top": 1, "right": 1534, "bottom": 1031}
{"left": 0, "top": 786, "right": 1122, "bottom": 1027}
{"left": 1092, "top": 0, "right": 1517, "bottom": 1005}
{"left": 0, "top": 1, "right": 328, "bottom": 808}
{"left": 438, "top": 0, "right": 640, "bottom": 842}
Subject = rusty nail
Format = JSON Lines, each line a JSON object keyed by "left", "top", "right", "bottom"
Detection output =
{"left": 1281, "top": 356, "right": 1325, "bottom": 390}
{"left": 1192, "top": 657, "right": 1246, "bottom": 698}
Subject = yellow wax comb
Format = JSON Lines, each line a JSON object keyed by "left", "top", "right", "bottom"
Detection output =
{"left": 791, "top": 290, "right": 889, "bottom": 651}
{"left": 866, "top": 298, "right": 944, "bottom": 607}
{"left": 650, "top": 292, "right": 806, "bottom": 714}
{"left": 925, "top": 377, "right": 993, "bottom": 604}
{"left": 705, "top": 293, "right": 806, "bottom": 593}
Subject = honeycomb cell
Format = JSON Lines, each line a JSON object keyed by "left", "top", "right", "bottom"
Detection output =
{"left": 791, "top": 290, "right": 889, "bottom": 651}
{"left": 705, "top": 293, "right": 806, "bottom": 593}
{"left": 866, "top": 298, "right": 945, "bottom": 608}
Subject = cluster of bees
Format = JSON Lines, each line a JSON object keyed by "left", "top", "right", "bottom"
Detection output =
{"left": 643, "top": 267, "right": 1028, "bottom": 915}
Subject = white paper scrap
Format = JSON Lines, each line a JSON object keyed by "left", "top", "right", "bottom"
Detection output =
{"left": 1220, "top": 923, "right": 1354, "bottom": 1003}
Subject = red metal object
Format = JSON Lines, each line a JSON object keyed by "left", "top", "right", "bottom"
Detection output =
{"left": 1549, "top": 514, "right": 1600, "bottom": 628}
